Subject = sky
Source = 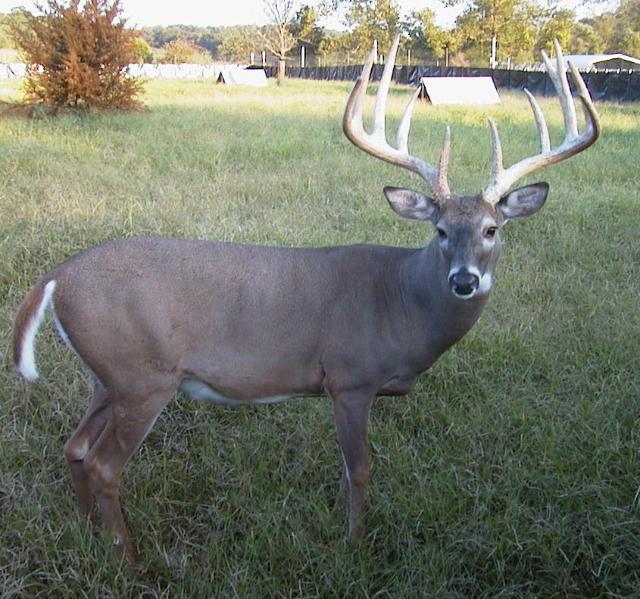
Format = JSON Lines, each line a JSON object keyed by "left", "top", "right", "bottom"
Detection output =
{"left": 0, "top": 0, "right": 463, "bottom": 29}
{"left": 0, "top": 0, "right": 604, "bottom": 30}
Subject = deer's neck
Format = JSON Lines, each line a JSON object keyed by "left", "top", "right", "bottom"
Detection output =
{"left": 396, "top": 240, "right": 489, "bottom": 368}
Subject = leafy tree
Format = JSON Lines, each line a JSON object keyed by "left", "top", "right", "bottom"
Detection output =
{"left": 610, "top": 22, "right": 640, "bottom": 54}
{"left": 585, "top": 12, "right": 617, "bottom": 53}
{"left": 616, "top": 0, "right": 640, "bottom": 32}
{"left": 218, "top": 26, "right": 260, "bottom": 62}
{"left": 194, "top": 28, "right": 221, "bottom": 55}
{"left": 8, "top": 0, "right": 142, "bottom": 111}
{"left": 0, "top": 13, "right": 17, "bottom": 48}
{"left": 161, "top": 38, "right": 212, "bottom": 64}
{"left": 140, "top": 24, "right": 176, "bottom": 47}
{"left": 343, "top": 0, "right": 401, "bottom": 61}
{"left": 139, "top": 24, "right": 220, "bottom": 58}
{"left": 317, "top": 0, "right": 400, "bottom": 60}
{"left": 403, "top": 10, "right": 437, "bottom": 61}
{"left": 318, "top": 29, "right": 362, "bottom": 64}
{"left": 261, "top": 0, "right": 297, "bottom": 84}
{"left": 607, "top": 0, "right": 640, "bottom": 54}
{"left": 132, "top": 35, "right": 153, "bottom": 63}
{"left": 291, "top": 5, "right": 325, "bottom": 64}
{"left": 569, "top": 22, "right": 603, "bottom": 54}
{"left": 403, "top": 9, "right": 460, "bottom": 64}
{"left": 535, "top": 7, "right": 575, "bottom": 55}
{"left": 454, "top": 0, "right": 540, "bottom": 64}
{"left": 582, "top": 0, "right": 640, "bottom": 57}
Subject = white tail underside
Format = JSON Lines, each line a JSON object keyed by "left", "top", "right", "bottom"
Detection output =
{"left": 18, "top": 280, "right": 57, "bottom": 381}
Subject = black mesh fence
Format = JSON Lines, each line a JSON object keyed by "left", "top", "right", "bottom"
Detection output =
{"left": 265, "top": 64, "right": 640, "bottom": 102}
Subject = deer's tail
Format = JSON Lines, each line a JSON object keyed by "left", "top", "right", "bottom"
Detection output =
{"left": 13, "top": 279, "right": 58, "bottom": 381}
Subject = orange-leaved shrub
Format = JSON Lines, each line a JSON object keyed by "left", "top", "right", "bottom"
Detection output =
{"left": 9, "top": 0, "right": 143, "bottom": 111}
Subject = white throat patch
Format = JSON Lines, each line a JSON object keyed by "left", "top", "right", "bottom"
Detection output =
{"left": 478, "top": 272, "right": 493, "bottom": 295}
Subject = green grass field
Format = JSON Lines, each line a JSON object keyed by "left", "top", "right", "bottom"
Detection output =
{"left": 1, "top": 77, "right": 639, "bottom": 597}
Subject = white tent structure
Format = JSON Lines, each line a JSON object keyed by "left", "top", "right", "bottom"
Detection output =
{"left": 419, "top": 76, "right": 501, "bottom": 105}
{"left": 0, "top": 63, "right": 26, "bottom": 79}
{"left": 561, "top": 54, "right": 640, "bottom": 72}
{"left": 217, "top": 67, "right": 268, "bottom": 87}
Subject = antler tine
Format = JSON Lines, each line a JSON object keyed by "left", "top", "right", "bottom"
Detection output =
{"left": 487, "top": 117, "right": 503, "bottom": 179}
{"left": 481, "top": 40, "right": 601, "bottom": 206}
{"left": 436, "top": 126, "right": 452, "bottom": 200}
{"left": 396, "top": 87, "right": 421, "bottom": 153}
{"left": 568, "top": 60, "right": 601, "bottom": 141}
{"left": 345, "top": 46, "right": 376, "bottom": 133}
{"left": 343, "top": 34, "right": 439, "bottom": 194}
{"left": 523, "top": 88, "right": 550, "bottom": 153}
{"left": 372, "top": 34, "right": 400, "bottom": 141}
{"left": 542, "top": 39, "right": 578, "bottom": 138}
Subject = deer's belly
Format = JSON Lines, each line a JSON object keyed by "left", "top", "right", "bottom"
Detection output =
{"left": 179, "top": 378, "right": 304, "bottom": 406}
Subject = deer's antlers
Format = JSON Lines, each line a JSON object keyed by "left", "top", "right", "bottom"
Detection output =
{"left": 344, "top": 37, "right": 601, "bottom": 206}
{"left": 482, "top": 39, "right": 601, "bottom": 204}
{"left": 343, "top": 34, "right": 452, "bottom": 202}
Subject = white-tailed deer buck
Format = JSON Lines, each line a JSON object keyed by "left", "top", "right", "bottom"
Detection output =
{"left": 13, "top": 38, "right": 600, "bottom": 562}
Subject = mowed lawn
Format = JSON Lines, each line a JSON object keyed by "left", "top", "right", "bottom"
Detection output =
{"left": 0, "top": 76, "right": 639, "bottom": 597}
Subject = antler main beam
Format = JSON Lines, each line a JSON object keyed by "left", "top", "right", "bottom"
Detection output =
{"left": 343, "top": 34, "right": 451, "bottom": 201}
{"left": 482, "top": 39, "right": 601, "bottom": 205}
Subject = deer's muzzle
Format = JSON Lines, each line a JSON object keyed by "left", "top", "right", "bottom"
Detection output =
{"left": 449, "top": 269, "right": 480, "bottom": 299}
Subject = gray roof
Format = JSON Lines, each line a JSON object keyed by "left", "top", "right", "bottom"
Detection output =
{"left": 560, "top": 54, "right": 640, "bottom": 70}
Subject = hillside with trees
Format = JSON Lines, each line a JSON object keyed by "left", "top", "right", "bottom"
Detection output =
{"left": 1, "top": 0, "right": 639, "bottom": 68}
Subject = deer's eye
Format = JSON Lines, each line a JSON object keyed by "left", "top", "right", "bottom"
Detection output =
{"left": 436, "top": 227, "right": 448, "bottom": 240}
{"left": 485, "top": 226, "right": 497, "bottom": 239}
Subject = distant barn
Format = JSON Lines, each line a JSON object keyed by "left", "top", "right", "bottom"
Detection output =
{"left": 560, "top": 54, "right": 640, "bottom": 72}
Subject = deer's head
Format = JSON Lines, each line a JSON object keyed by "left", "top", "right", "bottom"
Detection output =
{"left": 343, "top": 37, "right": 600, "bottom": 300}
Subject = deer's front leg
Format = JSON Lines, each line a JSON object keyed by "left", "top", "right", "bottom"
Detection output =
{"left": 331, "top": 390, "right": 373, "bottom": 543}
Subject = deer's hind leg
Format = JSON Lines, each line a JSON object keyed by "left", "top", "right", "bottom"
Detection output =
{"left": 63, "top": 380, "right": 111, "bottom": 517}
{"left": 81, "top": 377, "right": 176, "bottom": 562}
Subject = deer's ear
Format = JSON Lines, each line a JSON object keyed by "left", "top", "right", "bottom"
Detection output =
{"left": 383, "top": 187, "right": 439, "bottom": 222}
{"left": 497, "top": 182, "right": 548, "bottom": 222}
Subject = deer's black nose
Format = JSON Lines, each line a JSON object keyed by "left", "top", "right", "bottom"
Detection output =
{"left": 449, "top": 270, "right": 480, "bottom": 298}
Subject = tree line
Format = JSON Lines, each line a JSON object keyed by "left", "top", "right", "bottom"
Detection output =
{"left": 138, "top": 0, "right": 640, "bottom": 68}
{"left": 1, "top": 0, "right": 639, "bottom": 69}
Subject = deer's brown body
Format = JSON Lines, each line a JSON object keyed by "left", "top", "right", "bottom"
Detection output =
{"left": 16, "top": 236, "right": 487, "bottom": 402}
{"left": 13, "top": 38, "right": 600, "bottom": 561}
